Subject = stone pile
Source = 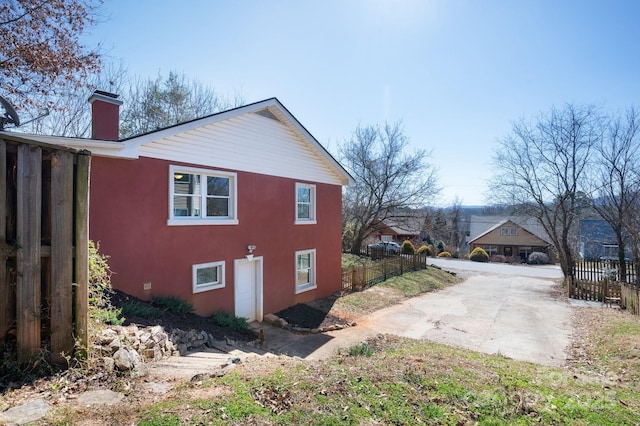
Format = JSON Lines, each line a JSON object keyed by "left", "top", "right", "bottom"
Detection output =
{"left": 93, "top": 324, "right": 239, "bottom": 375}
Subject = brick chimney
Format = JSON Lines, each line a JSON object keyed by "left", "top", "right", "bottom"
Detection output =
{"left": 88, "top": 90, "right": 123, "bottom": 141}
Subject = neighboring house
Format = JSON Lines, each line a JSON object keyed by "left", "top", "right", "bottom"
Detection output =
{"left": 365, "top": 216, "right": 426, "bottom": 245}
{"left": 8, "top": 92, "right": 353, "bottom": 321}
{"left": 467, "top": 216, "right": 552, "bottom": 261}
{"left": 579, "top": 218, "right": 631, "bottom": 260}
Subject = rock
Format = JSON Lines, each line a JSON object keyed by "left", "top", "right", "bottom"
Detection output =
{"left": 107, "top": 336, "right": 122, "bottom": 353}
{"left": 276, "top": 318, "right": 288, "bottom": 328}
{"left": 263, "top": 313, "right": 280, "bottom": 324}
{"left": 139, "top": 331, "right": 152, "bottom": 345}
{"left": 77, "top": 389, "right": 124, "bottom": 407}
{"left": 97, "top": 328, "right": 118, "bottom": 345}
{"left": 0, "top": 399, "right": 50, "bottom": 425}
{"left": 113, "top": 348, "right": 137, "bottom": 371}
{"left": 101, "top": 356, "right": 115, "bottom": 373}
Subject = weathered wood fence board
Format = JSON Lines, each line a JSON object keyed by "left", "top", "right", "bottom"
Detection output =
{"left": 16, "top": 144, "right": 42, "bottom": 361}
{"left": 568, "top": 278, "right": 621, "bottom": 303}
{"left": 74, "top": 152, "right": 91, "bottom": 356}
{"left": 1, "top": 136, "right": 90, "bottom": 362}
{"left": 0, "top": 139, "right": 8, "bottom": 340}
{"left": 50, "top": 151, "right": 74, "bottom": 357}
{"left": 621, "top": 284, "right": 640, "bottom": 316}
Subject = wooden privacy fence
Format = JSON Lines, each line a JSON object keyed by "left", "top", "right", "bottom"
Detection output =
{"left": 0, "top": 135, "right": 90, "bottom": 362}
{"left": 620, "top": 284, "right": 640, "bottom": 316}
{"left": 342, "top": 253, "right": 429, "bottom": 291}
{"left": 568, "top": 278, "right": 621, "bottom": 303}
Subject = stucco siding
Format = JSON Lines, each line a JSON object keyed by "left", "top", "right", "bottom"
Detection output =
{"left": 89, "top": 156, "right": 343, "bottom": 317}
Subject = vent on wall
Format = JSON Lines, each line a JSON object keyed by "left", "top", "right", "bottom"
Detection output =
{"left": 254, "top": 108, "right": 281, "bottom": 122}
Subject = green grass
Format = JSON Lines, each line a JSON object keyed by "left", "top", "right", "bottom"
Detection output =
{"left": 341, "top": 253, "right": 375, "bottom": 269}
{"left": 333, "top": 266, "right": 461, "bottom": 316}
{"left": 43, "top": 260, "right": 640, "bottom": 425}
{"left": 123, "top": 333, "right": 640, "bottom": 425}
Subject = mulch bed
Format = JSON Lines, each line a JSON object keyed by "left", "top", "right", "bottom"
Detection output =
{"left": 109, "top": 290, "right": 256, "bottom": 342}
{"left": 274, "top": 303, "right": 351, "bottom": 330}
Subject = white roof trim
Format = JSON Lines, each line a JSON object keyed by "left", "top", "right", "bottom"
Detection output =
{"left": 0, "top": 98, "right": 354, "bottom": 185}
{"left": 124, "top": 98, "right": 354, "bottom": 186}
{"left": 0, "top": 132, "right": 135, "bottom": 158}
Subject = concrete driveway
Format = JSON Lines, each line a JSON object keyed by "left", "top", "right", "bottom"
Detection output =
{"left": 293, "top": 260, "right": 571, "bottom": 366}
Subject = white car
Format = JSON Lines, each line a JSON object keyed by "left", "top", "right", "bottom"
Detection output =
{"left": 367, "top": 241, "right": 402, "bottom": 253}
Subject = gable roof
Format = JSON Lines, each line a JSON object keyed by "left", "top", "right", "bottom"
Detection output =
{"left": 468, "top": 216, "right": 552, "bottom": 245}
{"left": 0, "top": 98, "right": 354, "bottom": 186}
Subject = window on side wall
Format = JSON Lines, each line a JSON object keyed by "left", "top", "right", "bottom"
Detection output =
{"left": 169, "top": 165, "right": 238, "bottom": 226}
{"left": 295, "top": 249, "right": 316, "bottom": 293}
{"left": 295, "top": 182, "right": 316, "bottom": 224}
{"left": 193, "top": 261, "right": 225, "bottom": 293}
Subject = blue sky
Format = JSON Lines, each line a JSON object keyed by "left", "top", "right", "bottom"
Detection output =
{"left": 84, "top": 0, "right": 640, "bottom": 206}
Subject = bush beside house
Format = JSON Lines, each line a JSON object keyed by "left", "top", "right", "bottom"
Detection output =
{"left": 469, "top": 247, "right": 489, "bottom": 262}
{"left": 527, "top": 252, "right": 550, "bottom": 265}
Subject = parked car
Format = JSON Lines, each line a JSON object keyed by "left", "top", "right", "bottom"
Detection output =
{"left": 368, "top": 241, "right": 402, "bottom": 254}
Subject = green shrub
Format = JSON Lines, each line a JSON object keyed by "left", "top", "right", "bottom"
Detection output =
{"left": 416, "top": 245, "right": 432, "bottom": 256}
{"left": 347, "top": 343, "right": 373, "bottom": 357}
{"left": 401, "top": 240, "right": 416, "bottom": 254}
{"left": 437, "top": 251, "right": 452, "bottom": 258}
{"left": 151, "top": 296, "right": 193, "bottom": 314}
{"left": 88, "top": 241, "right": 123, "bottom": 325}
{"left": 469, "top": 247, "right": 489, "bottom": 262}
{"left": 121, "top": 301, "right": 164, "bottom": 319}
{"left": 209, "top": 311, "right": 250, "bottom": 331}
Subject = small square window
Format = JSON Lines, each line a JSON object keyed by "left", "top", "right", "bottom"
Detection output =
{"left": 193, "top": 261, "right": 225, "bottom": 293}
{"left": 295, "top": 183, "right": 316, "bottom": 224}
{"left": 295, "top": 249, "right": 316, "bottom": 293}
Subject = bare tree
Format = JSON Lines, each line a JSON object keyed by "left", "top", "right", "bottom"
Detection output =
{"left": 592, "top": 108, "right": 640, "bottom": 281}
{"left": 340, "top": 122, "right": 439, "bottom": 254}
{"left": 20, "top": 60, "right": 128, "bottom": 136}
{"left": 491, "top": 104, "right": 603, "bottom": 280}
{"left": 1, "top": 0, "right": 102, "bottom": 108}
{"left": 120, "top": 71, "right": 244, "bottom": 138}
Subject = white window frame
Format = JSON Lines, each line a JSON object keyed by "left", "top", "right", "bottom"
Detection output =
{"left": 168, "top": 165, "right": 238, "bottom": 226}
{"left": 192, "top": 261, "right": 225, "bottom": 293}
{"left": 501, "top": 226, "right": 518, "bottom": 236}
{"left": 295, "top": 182, "right": 317, "bottom": 225}
{"left": 295, "top": 249, "right": 317, "bottom": 294}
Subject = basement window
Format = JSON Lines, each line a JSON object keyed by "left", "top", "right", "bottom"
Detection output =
{"left": 193, "top": 261, "right": 225, "bottom": 293}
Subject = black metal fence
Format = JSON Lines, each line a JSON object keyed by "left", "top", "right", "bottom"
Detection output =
{"left": 572, "top": 259, "right": 637, "bottom": 283}
{"left": 341, "top": 253, "right": 429, "bottom": 291}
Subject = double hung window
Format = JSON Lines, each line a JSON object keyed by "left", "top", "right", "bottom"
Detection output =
{"left": 169, "top": 165, "right": 238, "bottom": 225}
{"left": 295, "top": 183, "right": 316, "bottom": 224}
{"left": 295, "top": 249, "right": 316, "bottom": 293}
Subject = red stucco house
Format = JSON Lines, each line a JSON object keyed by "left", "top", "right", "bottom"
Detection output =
{"left": 19, "top": 92, "right": 353, "bottom": 321}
